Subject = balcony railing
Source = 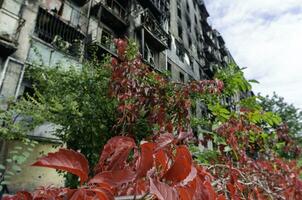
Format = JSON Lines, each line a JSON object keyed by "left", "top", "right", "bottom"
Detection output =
{"left": 34, "top": 5, "right": 88, "bottom": 57}
{"left": 0, "top": 7, "right": 25, "bottom": 55}
{"left": 137, "top": 0, "right": 168, "bottom": 18}
{"left": 91, "top": 0, "right": 128, "bottom": 31}
{"left": 139, "top": 9, "right": 169, "bottom": 51}
{"left": 70, "top": 0, "right": 89, "bottom": 7}
{"left": 88, "top": 24, "right": 117, "bottom": 57}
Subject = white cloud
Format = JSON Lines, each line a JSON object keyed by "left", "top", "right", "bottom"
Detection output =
{"left": 204, "top": 0, "right": 302, "bottom": 109}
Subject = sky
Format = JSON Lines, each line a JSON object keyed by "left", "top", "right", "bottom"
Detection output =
{"left": 203, "top": 0, "right": 302, "bottom": 109}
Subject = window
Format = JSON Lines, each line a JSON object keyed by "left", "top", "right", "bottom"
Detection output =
{"left": 186, "top": 16, "right": 191, "bottom": 31}
{"left": 178, "top": 25, "right": 183, "bottom": 40}
{"left": 167, "top": 62, "right": 172, "bottom": 72}
{"left": 176, "top": 48, "right": 184, "bottom": 62}
{"left": 189, "top": 57, "right": 194, "bottom": 71}
{"left": 177, "top": 7, "right": 182, "bottom": 19}
{"left": 179, "top": 72, "right": 185, "bottom": 83}
{"left": 199, "top": 68, "right": 203, "bottom": 80}
{"left": 177, "top": 0, "right": 182, "bottom": 19}
{"left": 188, "top": 37, "right": 192, "bottom": 50}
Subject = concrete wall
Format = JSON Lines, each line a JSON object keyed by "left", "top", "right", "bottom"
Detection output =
{"left": 5, "top": 141, "right": 64, "bottom": 193}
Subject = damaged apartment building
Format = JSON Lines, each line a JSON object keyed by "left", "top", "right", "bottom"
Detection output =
{"left": 0, "top": 0, "right": 234, "bottom": 192}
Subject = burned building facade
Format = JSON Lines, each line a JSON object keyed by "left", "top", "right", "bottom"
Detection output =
{"left": 0, "top": 0, "right": 234, "bottom": 192}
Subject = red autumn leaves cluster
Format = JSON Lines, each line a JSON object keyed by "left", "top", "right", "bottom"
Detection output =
{"left": 109, "top": 39, "right": 223, "bottom": 135}
{"left": 3, "top": 135, "right": 225, "bottom": 200}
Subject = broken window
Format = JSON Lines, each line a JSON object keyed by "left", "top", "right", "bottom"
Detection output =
{"left": 179, "top": 72, "right": 185, "bottom": 83}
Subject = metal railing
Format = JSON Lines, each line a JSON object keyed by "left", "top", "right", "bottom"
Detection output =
{"left": 90, "top": 25, "right": 116, "bottom": 54}
{"left": 92, "top": 0, "right": 127, "bottom": 22}
{"left": 0, "top": 7, "right": 25, "bottom": 45}
{"left": 143, "top": 0, "right": 167, "bottom": 14}
{"left": 34, "top": 5, "right": 88, "bottom": 44}
{"left": 141, "top": 9, "right": 169, "bottom": 46}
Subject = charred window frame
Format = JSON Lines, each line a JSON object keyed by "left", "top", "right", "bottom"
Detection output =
{"left": 179, "top": 71, "right": 185, "bottom": 83}
{"left": 178, "top": 24, "right": 183, "bottom": 40}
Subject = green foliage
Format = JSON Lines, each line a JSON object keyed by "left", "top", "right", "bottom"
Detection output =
{"left": 190, "top": 145, "right": 219, "bottom": 165}
{"left": 1, "top": 57, "right": 119, "bottom": 170}
{"left": 215, "top": 63, "right": 251, "bottom": 96}
{"left": 258, "top": 92, "right": 302, "bottom": 137}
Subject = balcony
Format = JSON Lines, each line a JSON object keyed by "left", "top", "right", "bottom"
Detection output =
{"left": 203, "top": 30, "right": 215, "bottom": 46}
{"left": 70, "top": 0, "right": 89, "bottom": 7}
{"left": 0, "top": 7, "right": 24, "bottom": 56}
{"left": 204, "top": 45, "right": 216, "bottom": 62}
{"left": 137, "top": 0, "right": 168, "bottom": 19}
{"left": 203, "top": 59, "right": 215, "bottom": 78}
{"left": 197, "top": 0, "right": 209, "bottom": 20}
{"left": 137, "top": 9, "right": 169, "bottom": 51}
{"left": 87, "top": 24, "right": 117, "bottom": 58}
{"left": 91, "top": 0, "right": 128, "bottom": 32}
{"left": 34, "top": 6, "right": 88, "bottom": 57}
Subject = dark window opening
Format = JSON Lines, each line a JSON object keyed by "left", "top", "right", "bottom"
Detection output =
{"left": 189, "top": 57, "right": 194, "bottom": 70}
{"left": 186, "top": 16, "right": 191, "bottom": 31}
{"left": 199, "top": 68, "right": 203, "bottom": 80}
{"left": 179, "top": 72, "right": 185, "bottom": 83}
{"left": 177, "top": 7, "right": 182, "bottom": 19}
{"left": 188, "top": 37, "right": 192, "bottom": 49}
{"left": 178, "top": 25, "right": 183, "bottom": 40}
{"left": 167, "top": 62, "right": 172, "bottom": 72}
{"left": 176, "top": 47, "right": 184, "bottom": 62}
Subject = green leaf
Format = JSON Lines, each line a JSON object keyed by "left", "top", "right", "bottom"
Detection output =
{"left": 1, "top": 181, "right": 10, "bottom": 185}
{"left": 5, "top": 171, "right": 15, "bottom": 176}
{"left": 14, "top": 146, "right": 23, "bottom": 150}
{"left": 12, "top": 165, "right": 22, "bottom": 172}
{"left": 22, "top": 152, "right": 30, "bottom": 158}
{"left": 223, "top": 146, "right": 232, "bottom": 152}
{"left": 0, "top": 164, "right": 5, "bottom": 170}
{"left": 9, "top": 150, "right": 18, "bottom": 154}
{"left": 248, "top": 79, "right": 259, "bottom": 84}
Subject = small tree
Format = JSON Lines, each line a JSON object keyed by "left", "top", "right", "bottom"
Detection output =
{"left": 259, "top": 92, "right": 302, "bottom": 136}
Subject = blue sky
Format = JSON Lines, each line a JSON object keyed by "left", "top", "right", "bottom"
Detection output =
{"left": 204, "top": 0, "right": 302, "bottom": 109}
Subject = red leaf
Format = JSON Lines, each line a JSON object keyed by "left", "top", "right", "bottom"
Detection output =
{"left": 193, "top": 177, "right": 210, "bottom": 200}
{"left": 91, "top": 188, "right": 115, "bottom": 200}
{"left": 163, "top": 146, "right": 192, "bottom": 184}
{"left": 154, "top": 149, "right": 169, "bottom": 172}
{"left": 155, "top": 133, "right": 175, "bottom": 151}
{"left": 32, "top": 187, "right": 75, "bottom": 199}
{"left": 70, "top": 189, "right": 88, "bottom": 200}
{"left": 226, "top": 183, "right": 236, "bottom": 200}
{"left": 217, "top": 194, "right": 226, "bottom": 200}
{"left": 89, "top": 168, "right": 136, "bottom": 187}
{"left": 136, "top": 179, "right": 149, "bottom": 195}
{"left": 182, "top": 167, "right": 197, "bottom": 186}
{"left": 137, "top": 142, "right": 155, "bottom": 178}
{"left": 3, "top": 192, "right": 32, "bottom": 200}
{"left": 177, "top": 179, "right": 197, "bottom": 200}
{"left": 32, "top": 149, "right": 89, "bottom": 185}
{"left": 149, "top": 178, "right": 179, "bottom": 200}
{"left": 95, "top": 136, "right": 136, "bottom": 173}
{"left": 204, "top": 181, "right": 217, "bottom": 200}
